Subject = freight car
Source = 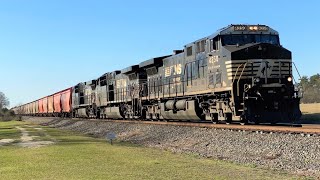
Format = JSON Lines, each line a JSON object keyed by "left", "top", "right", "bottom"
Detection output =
{"left": 12, "top": 24, "right": 302, "bottom": 124}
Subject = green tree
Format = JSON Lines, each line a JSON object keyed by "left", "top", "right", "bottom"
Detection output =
{"left": 0, "top": 91, "right": 9, "bottom": 109}
{"left": 299, "top": 74, "right": 320, "bottom": 103}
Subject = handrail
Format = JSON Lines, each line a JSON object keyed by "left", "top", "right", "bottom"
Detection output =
{"left": 292, "top": 62, "right": 302, "bottom": 84}
{"left": 237, "top": 62, "right": 248, "bottom": 96}
{"left": 232, "top": 63, "right": 246, "bottom": 84}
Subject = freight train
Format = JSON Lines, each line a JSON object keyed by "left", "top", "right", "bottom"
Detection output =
{"left": 12, "top": 24, "right": 302, "bottom": 124}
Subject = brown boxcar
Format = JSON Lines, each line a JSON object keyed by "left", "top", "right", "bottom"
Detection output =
{"left": 24, "top": 105, "right": 27, "bottom": 115}
{"left": 31, "top": 101, "right": 35, "bottom": 114}
{"left": 39, "top": 99, "right": 44, "bottom": 114}
{"left": 35, "top": 100, "right": 39, "bottom": 114}
{"left": 48, "top": 95, "right": 54, "bottom": 113}
{"left": 28, "top": 103, "right": 31, "bottom": 114}
{"left": 43, "top": 97, "right": 48, "bottom": 114}
{"left": 53, "top": 93, "right": 62, "bottom": 113}
{"left": 25, "top": 105, "right": 28, "bottom": 114}
{"left": 61, "top": 88, "right": 72, "bottom": 113}
{"left": 27, "top": 104, "right": 30, "bottom": 114}
{"left": 30, "top": 102, "right": 32, "bottom": 114}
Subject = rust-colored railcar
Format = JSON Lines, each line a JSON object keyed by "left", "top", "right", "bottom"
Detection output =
{"left": 53, "top": 88, "right": 72, "bottom": 116}
{"left": 35, "top": 100, "right": 39, "bottom": 114}
{"left": 43, "top": 97, "right": 48, "bottom": 114}
{"left": 61, "top": 88, "right": 72, "bottom": 113}
{"left": 53, "top": 93, "right": 61, "bottom": 113}
{"left": 38, "top": 99, "right": 44, "bottom": 114}
{"left": 48, "top": 95, "right": 54, "bottom": 114}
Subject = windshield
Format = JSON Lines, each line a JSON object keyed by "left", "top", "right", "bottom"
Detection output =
{"left": 221, "top": 34, "right": 279, "bottom": 46}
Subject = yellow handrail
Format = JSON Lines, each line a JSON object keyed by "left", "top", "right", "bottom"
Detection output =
{"left": 237, "top": 63, "right": 248, "bottom": 96}
{"left": 232, "top": 63, "right": 246, "bottom": 84}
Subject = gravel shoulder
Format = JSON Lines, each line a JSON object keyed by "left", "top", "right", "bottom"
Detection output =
{"left": 25, "top": 117, "right": 320, "bottom": 178}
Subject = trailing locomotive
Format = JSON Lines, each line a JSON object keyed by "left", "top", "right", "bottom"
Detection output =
{"left": 13, "top": 24, "right": 302, "bottom": 124}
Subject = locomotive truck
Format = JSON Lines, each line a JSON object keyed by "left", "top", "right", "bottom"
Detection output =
{"left": 13, "top": 24, "right": 302, "bottom": 124}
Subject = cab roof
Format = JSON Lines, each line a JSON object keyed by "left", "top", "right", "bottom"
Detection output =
{"left": 185, "top": 24, "right": 279, "bottom": 47}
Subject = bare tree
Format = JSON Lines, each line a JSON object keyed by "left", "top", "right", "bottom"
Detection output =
{"left": 0, "top": 91, "right": 9, "bottom": 109}
{"left": 13, "top": 103, "right": 24, "bottom": 121}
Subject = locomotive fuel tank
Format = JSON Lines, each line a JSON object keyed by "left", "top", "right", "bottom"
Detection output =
{"left": 175, "top": 100, "right": 187, "bottom": 110}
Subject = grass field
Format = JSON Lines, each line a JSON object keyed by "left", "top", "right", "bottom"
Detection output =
{"left": 0, "top": 121, "right": 304, "bottom": 180}
{"left": 0, "top": 121, "right": 21, "bottom": 140}
{"left": 301, "top": 103, "right": 320, "bottom": 123}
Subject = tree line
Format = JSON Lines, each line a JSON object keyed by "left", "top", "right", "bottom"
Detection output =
{"left": 0, "top": 91, "right": 9, "bottom": 109}
{"left": 299, "top": 73, "right": 320, "bottom": 104}
{"left": 0, "top": 91, "right": 16, "bottom": 121}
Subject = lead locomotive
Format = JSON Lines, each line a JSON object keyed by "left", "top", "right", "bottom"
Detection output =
{"left": 15, "top": 25, "right": 302, "bottom": 124}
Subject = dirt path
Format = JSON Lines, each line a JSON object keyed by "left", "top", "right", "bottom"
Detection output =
{"left": 16, "top": 127, "right": 33, "bottom": 142}
{"left": 0, "top": 139, "right": 15, "bottom": 146}
{"left": 15, "top": 126, "right": 55, "bottom": 148}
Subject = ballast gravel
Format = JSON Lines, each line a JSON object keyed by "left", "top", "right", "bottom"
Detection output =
{"left": 24, "top": 117, "right": 320, "bottom": 178}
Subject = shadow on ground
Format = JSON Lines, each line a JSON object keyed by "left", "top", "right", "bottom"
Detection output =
{"left": 300, "top": 113, "right": 320, "bottom": 124}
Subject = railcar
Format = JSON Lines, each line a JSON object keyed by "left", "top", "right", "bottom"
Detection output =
{"left": 15, "top": 24, "right": 302, "bottom": 124}
{"left": 43, "top": 97, "right": 48, "bottom": 116}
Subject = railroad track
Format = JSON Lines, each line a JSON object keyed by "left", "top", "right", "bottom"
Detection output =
{"left": 27, "top": 116, "right": 320, "bottom": 136}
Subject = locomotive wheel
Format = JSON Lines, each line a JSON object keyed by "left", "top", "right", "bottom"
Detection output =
{"left": 240, "top": 115, "right": 247, "bottom": 125}
{"left": 225, "top": 113, "right": 232, "bottom": 124}
{"left": 254, "top": 117, "right": 260, "bottom": 125}
{"left": 211, "top": 120, "right": 218, "bottom": 124}
{"left": 211, "top": 113, "right": 218, "bottom": 124}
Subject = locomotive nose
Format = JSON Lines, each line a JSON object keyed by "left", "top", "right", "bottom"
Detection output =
{"left": 229, "top": 43, "right": 292, "bottom": 60}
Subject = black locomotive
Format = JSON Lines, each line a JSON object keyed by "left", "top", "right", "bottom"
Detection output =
{"left": 14, "top": 25, "right": 302, "bottom": 124}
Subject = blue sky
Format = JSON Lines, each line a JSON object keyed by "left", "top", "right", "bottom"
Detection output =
{"left": 0, "top": 0, "right": 319, "bottom": 107}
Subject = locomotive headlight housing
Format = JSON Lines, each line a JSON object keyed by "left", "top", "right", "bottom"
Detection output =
{"left": 254, "top": 77, "right": 261, "bottom": 83}
{"left": 287, "top": 76, "right": 293, "bottom": 82}
{"left": 249, "top": 26, "right": 258, "bottom": 31}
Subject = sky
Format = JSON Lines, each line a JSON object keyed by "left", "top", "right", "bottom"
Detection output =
{"left": 0, "top": 0, "right": 319, "bottom": 107}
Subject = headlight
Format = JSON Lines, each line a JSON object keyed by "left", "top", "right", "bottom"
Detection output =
{"left": 249, "top": 26, "right": 258, "bottom": 31}
{"left": 287, "top": 77, "right": 293, "bottom": 82}
{"left": 255, "top": 77, "right": 260, "bottom": 83}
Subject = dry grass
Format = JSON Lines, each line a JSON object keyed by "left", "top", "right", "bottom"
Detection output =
{"left": 301, "top": 103, "right": 320, "bottom": 114}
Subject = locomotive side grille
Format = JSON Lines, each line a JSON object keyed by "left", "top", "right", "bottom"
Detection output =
{"left": 209, "top": 74, "right": 214, "bottom": 86}
{"left": 271, "top": 62, "right": 292, "bottom": 76}
{"left": 226, "top": 60, "right": 292, "bottom": 80}
{"left": 216, "top": 72, "right": 222, "bottom": 84}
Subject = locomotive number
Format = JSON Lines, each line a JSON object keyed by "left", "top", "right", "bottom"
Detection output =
{"left": 209, "top": 56, "right": 218, "bottom": 64}
{"left": 234, "top": 25, "right": 247, "bottom": 31}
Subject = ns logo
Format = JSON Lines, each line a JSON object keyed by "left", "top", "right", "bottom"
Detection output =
{"left": 257, "top": 61, "right": 275, "bottom": 77}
